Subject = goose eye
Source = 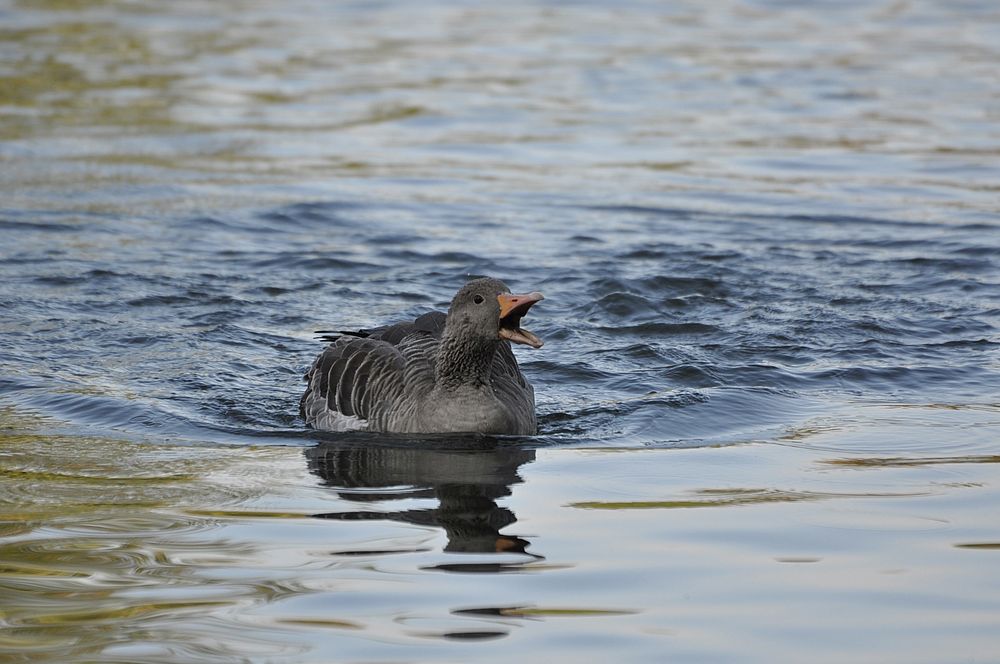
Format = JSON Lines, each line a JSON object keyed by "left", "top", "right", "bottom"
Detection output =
{"left": 473, "top": 294, "right": 485, "bottom": 304}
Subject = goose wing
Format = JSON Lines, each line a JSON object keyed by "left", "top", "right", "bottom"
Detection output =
{"left": 300, "top": 337, "right": 405, "bottom": 430}
{"left": 301, "top": 312, "right": 446, "bottom": 431}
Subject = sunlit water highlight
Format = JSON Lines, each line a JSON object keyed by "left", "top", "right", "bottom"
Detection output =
{"left": 1, "top": 1, "right": 999, "bottom": 662}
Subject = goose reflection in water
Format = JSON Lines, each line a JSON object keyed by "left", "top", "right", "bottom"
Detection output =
{"left": 304, "top": 438, "right": 540, "bottom": 570}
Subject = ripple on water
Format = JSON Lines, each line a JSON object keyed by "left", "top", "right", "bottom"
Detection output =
{"left": 0, "top": 417, "right": 318, "bottom": 660}
{"left": 777, "top": 403, "right": 1000, "bottom": 460}
{"left": 1, "top": 1, "right": 1000, "bottom": 660}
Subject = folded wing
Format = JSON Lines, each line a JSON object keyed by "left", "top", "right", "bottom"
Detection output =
{"left": 300, "top": 312, "right": 446, "bottom": 431}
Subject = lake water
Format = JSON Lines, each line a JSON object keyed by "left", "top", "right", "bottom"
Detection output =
{"left": 1, "top": 0, "right": 999, "bottom": 661}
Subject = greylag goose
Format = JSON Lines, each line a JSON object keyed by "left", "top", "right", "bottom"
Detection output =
{"left": 300, "top": 277, "right": 544, "bottom": 434}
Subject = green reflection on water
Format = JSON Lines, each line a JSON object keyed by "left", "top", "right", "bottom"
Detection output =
{"left": 569, "top": 486, "right": 927, "bottom": 510}
{"left": 824, "top": 455, "right": 1000, "bottom": 468}
{"left": 15, "top": 0, "right": 118, "bottom": 9}
{"left": 0, "top": 407, "right": 303, "bottom": 660}
{"left": 0, "top": 19, "right": 182, "bottom": 141}
{"left": 184, "top": 509, "right": 315, "bottom": 520}
{"left": 276, "top": 618, "right": 365, "bottom": 630}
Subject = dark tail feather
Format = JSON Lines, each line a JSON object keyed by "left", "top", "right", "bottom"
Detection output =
{"left": 313, "top": 329, "right": 371, "bottom": 343}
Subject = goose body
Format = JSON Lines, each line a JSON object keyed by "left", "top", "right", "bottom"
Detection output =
{"left": 300, "top": 278, "right": 544, "bottom": 435}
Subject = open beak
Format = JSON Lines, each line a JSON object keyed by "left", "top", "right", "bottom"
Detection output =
{"left": 497, "top": 291, "right": 544, "bottom": 348}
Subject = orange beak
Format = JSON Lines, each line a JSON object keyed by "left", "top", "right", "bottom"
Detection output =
{"left": 498, "top": 292, "right": 545, "bottom": 319}
{"left": 497, "top": 291, "right": 544, "bottom": 348}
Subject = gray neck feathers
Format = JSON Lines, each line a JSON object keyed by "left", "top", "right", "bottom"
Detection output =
{"left": 436, "top": 317, "right": 499, "bottom": 390}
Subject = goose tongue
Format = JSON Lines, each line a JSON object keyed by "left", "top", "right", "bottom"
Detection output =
{"left": 497, "top": 291, "right": 544, "bottom": 349}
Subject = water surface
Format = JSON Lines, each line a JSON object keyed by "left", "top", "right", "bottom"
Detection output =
{"left": 1, "top": 1, "right": 999, "bottom": 662}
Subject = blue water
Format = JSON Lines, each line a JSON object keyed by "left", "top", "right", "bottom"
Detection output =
{"left": 3, "top": 203, "right": 995, "bottom": 446}
{"left": 1, "top": 1, "right": 999, "bottom": 662}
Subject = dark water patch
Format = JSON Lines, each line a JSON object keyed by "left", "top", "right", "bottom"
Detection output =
{"left": 184, "top": 309, "right": 245, "bottom": 327}
{"left": 955, "top": 543, "right": 1000, "bottom": 550}
{"left": 619, "top": 248, "right": 669, "bottom": 259}
{"left": 249, "top": 254, "right": 378, "bottom": 271}
{"left": 30, "top": 268, "right": 171, "bottom": 292}
{"left": 929, "top": 338, "right": 998, "bottom": 350}
{"left": 588, "top": 275, "right": 729, "bottom": 303}
{"left": 662, "top": 363, "right": 724, "bottom": 388}
{"left": 952, "top": 245, "right": 1000, "bottom": 257}
{"left": 607, "top": 343, "right": 673, "bottom": 363}
{"left": 248, "top": 282, "right": 326, "bottom": 298}
{"left": 587, "top": 277, "right": 629, "bottom": 295}
{"left": 118, "top": 335, "right": 157, "bottom": 346}
{"left": 87, "top": 268, "right": 132, "bottom": 279}
{"left": 582, "top": 204, "right": 697, "bottom": 221}
{"left": 433, "top": 630, "right": 508, "bottom": 640}
{"left": 639, "top": 275, "right": 728, "bottom": 297}
{"left": 598, "top": 322, "right": 719, "bottom": 336}
{"left": 699, "top": 250, "right": 742, "bottom": 262}
{"left": 846, "top": 238, "right": 952, "bottom": 250}
{"left": 257, "top": 285, "right": 294, "bottom": 296}
{"left": 525, "top": 360, "right": 613, "bottom": 385}
{"left": 451, "top": 606, "right": 636, "bottom": 618}
{"left": 830, "top": 296, "right": 872, "bottom": 306}
{"left": 257, "top": 201, "right": 365, "bottom": 227}
{"left": 912, "top": 277, "right": 997, "bottom": 293}
{"left": 196, "top": 324, "right": 300, "bottom": 350}
{"left": 713, "top": 363, "right": 819, "bottom": 391}
{"left": 771, "top": 212, "right": 934, "bottom": 230}
{"left": 32, "top": 274, "right": 82, "bottom": 286}
{"left": 126, "top": 293, "right": 202, "bottom": 307}
{"left": 127, "top": 292, "right": 245, "bottom": 308}
{"left": 367, "top": 233, "right": 426, "bottom": 245}
{"left": 175, "top": 215, "right": 252, "bottom": 232}
{"left": 586, "top": 292, "right": 658, "bottom": 319}
{"left": 390, "top": 290, "right": 434, "bottom": 302}
{"left": 805, "top": 365, "right": 996, "bottom": 396}
{"left": 853, "top": 319, "right": 905, "bottom": 337}
{"left": 955, "top": 223, "right": 999, "bottom": 231}
{"left": 0, "top": 218, "right": 77, "bottom": 233}
{"left": 662, "top": 296, "right": 694, "bottom": 308}
{"left": 378, "top": 250, "right": 489, "bottom": 265}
